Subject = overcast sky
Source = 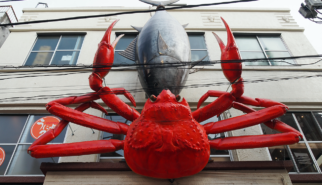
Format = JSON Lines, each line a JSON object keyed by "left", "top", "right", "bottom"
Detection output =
{"left": 2, "top": 0, "right": 321, "bottom": 54}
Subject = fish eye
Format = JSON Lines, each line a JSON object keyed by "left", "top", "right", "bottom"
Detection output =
{"left": 176, "top": 95, "right": 181, "bottom": 102}
{"left": 150, "top": 95, "right": 157, "bottom": 102}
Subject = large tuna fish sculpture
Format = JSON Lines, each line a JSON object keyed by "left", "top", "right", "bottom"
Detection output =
{"left": 120, "top": 0, "right": 201, "bottom": 96}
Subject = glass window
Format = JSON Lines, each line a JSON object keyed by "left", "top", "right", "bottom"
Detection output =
{"left": 188, "top": 34, "right": 209, "bottom": 65}
{"left": 0, "top": 115, "right": 67, "bottom": 176}
{"left": 114, "top": 34, "right": 137, "bottom": 65}
{"left": 235, "top": 35, "right": 294, "bottom": 66}
{"left": 24, "top": 35, "right": 85, "bottom": 66}
{"left": 262, "top": 112, "right": 322, "bottom": 174}
{"left": 101, "top": 114, "right": 131, "bottom": 158}
{"left": 115, "top": 33, "right": 209, "bottom": 65}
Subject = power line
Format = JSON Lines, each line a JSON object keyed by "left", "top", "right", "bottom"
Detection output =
{"left": 1, "top": 55, "right": 322, "bottom": 71}
{"left": 0, "top": 73, "right": 321, "bottom": 103}
{"left": 0, "top": 0, "right": 258, "bottom": 26}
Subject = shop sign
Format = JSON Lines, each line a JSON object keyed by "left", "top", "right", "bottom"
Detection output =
{"left": 0, "top": 147, "right": 5, "bottom": 166}
{"left": 30, "top": 116, "right": 60, "bottom": 139}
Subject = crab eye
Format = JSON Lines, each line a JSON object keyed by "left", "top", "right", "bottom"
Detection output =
{"left": 176, "top": 95, "right": 181, "bottom": 102}
{"left": 150, "top": 95, "right": 157, "bottom": 102}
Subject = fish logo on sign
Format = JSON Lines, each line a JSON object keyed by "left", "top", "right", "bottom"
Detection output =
{"left": 0, "top": 147, "right": 5, "bottom": 167}
{"left": 30, "top": 116, "right": 60, "bottom": 139}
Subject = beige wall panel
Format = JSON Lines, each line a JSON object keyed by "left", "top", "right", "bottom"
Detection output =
{"left": 44, "top": 170, "right": 292, "bottom": 185}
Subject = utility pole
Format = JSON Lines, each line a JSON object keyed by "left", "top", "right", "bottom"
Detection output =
{"left": 299, "top": 0, "right": 322, "bottom": 23}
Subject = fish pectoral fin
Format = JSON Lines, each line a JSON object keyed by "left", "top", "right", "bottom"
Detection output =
{"left": 182, "top": 23, "right": 189, "bottom": 28}
{"left": 131, "top": 25, "right": 143, "bottom": 32}
{"left": 158, "top": 31, "right": 169, "bottom": 55}
{"left": 119, "top": 36, "right": 138, "bottom": 62}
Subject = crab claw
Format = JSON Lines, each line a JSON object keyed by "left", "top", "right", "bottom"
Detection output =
{"left": 213, "top": 17, "right": 242, "bottom": 84}
{"left": 90, "top": 19, "right": 124, "bottom": 92}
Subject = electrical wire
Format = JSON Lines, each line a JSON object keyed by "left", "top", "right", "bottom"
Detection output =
{"left": 1, "top": 55, "right": 322, "bottom": 71}
{"left": 0, "top": 73, "right": 321, "bottom": 103}
{"left": 0, "top": 0, "right": 258, "bottom": 26}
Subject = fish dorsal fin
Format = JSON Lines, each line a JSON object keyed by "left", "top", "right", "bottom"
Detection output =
{"left": 158, "top": 31, "right": 168, "bottom": 55}
{"left": 139, "top": 0, "right": 180, "bottom": 6}
{"left": 119, "top": 36, "right": 138, "bottom": 62}
{"left": 131, "top": 25, "right": 143, "bottom": 32}
{"left": 182, "top": 23, "right": 189, "bottom": 28}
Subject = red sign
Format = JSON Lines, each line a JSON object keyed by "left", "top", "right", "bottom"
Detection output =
{"left": 0, "top": 147, "right": 5, "bottom": 166}
{"left": 30, "top": 116, "right": 60, "bottom": 139}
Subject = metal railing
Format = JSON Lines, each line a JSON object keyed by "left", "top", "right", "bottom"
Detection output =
{"left": 0, "top": 5, "right": 18, "bottom": 24}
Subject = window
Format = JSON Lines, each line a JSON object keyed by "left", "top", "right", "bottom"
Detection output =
{"left": 114, "top": 34, "right": 137, "bottom": 65}
{"left": 100, "top": 114, "right": 231, "bottom": 161}
{"left": 24, "top": 34, "right": 85, "bottom": 66}
{"left": 235, "top": 35, "right": 294, "bottom": 66}
{"left": 114, "top": 33, "right": 209, "bottom": 65}
{"left": 188, "top": 33, "right": 209, "bottom": 64}
{"left": 262, "top": 112, "right": 322, "bottom": 173}
{"left": 0, "top": 115, "right": 67, "bottom": 176}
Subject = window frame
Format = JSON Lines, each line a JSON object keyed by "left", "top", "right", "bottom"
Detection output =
{"left": 187, "top": 32, "right": 210, "bottom": 64}
{"left": 263, "top": 111, "right": 322, "bottom": 174}
{"left": 23, "top": 32, "right": 86, "bottom": 66}
{"left": 234, "top": 33, "right": 296, "bottom": 66}
{"left": 0, "top": 114, "right": 68, "bottom": 177}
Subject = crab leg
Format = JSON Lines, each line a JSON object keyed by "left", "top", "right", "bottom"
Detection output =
{"left": 206, "top": 102, "right": 302, "bottom": 150}
{"left": 192, "top": 18, "right": 244, "bottom": 122}
{"left": 47, "top": 101, "right": 129, "bottom": 135}
{"left": 28, "top": 102, "right": 126, "bottom": 158}
{"left": 88, "top": 19, "right": 140, "bottom": 121}
{"left": 29, "top": 140, "right": 124, "bottom": 158}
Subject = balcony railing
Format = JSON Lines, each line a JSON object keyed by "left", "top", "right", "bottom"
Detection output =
{"left": 0, "top": 5, "right": 18, "bottom": 24}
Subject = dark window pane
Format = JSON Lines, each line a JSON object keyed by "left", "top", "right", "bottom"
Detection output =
{"left": 268, "top": 145, "right": 296, "bottom": 172}
{"left": 101, "top": 115, "right": 131, "bottom": 157}
{"left": 24, "top": 52, "right": 54, "bottom": 66}
{"left": 0, "top": 115, "right": 27, "bottom": 143}
{"left": 239, "top": 51, "right": 268, "bottom": 66}
{"left": 200, "top": 116, "right": 229, "bottom": 155}
{"left": 58, "top": 36, "right": 84, "bottom": 50}
{"left": 7, "top": 144, "right": 58, "bottom": 175}
{"left": 188, "top": 35, "right": 206, "bottom": 49}
{"left": 235, "top": 36, "right": 262, "bottom": 51}
{"left": 51, "top": 51, "right": 80, "bottom": 65}
{"left": 258, "top": 37, "right": 288, "bottom": 51}
{"left": 294, "top": 113, "right": 322, "bottom": 141}
{"left": 114, "top": 51, "right": 135, "bottom": 65}
{"left": 278, "top": 113, "right": 300, "bottom": 131}
{"left": 313, "top": 112, "right": 322, "bottom": 129}
{"left": 0, "top": 145, "right": 15, "bottom": 175}
{"left": 20, "top": 115, "right": 65, "bottom": 144}
{"left": 191, "top": 50, "right": 209, "bottom": 65}
{"left": 115, "top": 35, "right": 137, "bottom": 50}
{"left": 289, "top": 143, "right": 318, "bottom": 173}
{"left": 266, "top": 51, "right": 294, "bottom": 66}
{"left": 309, "top": 143, "right": 322, "bottom": 171}
{"left": 32, "top": 36, "right": 59, "bottom": 51}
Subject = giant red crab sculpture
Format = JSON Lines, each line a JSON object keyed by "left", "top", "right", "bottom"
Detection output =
{"left": 28, "top": 19, "right": 302, "bottom": 179}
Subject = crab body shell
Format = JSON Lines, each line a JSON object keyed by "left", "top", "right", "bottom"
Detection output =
{"left": 124, "top": 90, "right": 210, "bottom": 179}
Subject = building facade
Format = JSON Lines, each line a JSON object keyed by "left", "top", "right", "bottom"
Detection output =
{"left": 0, "top": 5, "right": 321, "bottom": 184}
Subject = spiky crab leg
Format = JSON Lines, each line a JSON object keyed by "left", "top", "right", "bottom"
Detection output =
{"left": 89, "top": 19, "right": 140, "bottom": 121}
{"left": 192, "top": 17, "right": 243, "bottom": 122}
{"left": 206, "top": 102, "right": 303, "bottom": 150}
{"left": 28, "top": 103, "right": 125, "bottom": 158}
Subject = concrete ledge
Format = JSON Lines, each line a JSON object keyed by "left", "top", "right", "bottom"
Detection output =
{"left": 0, "top": 176, "right": 44, "bottom": 184}
{"left": 290, "top": 174, "right": 322, "bottom": 183}
{"left": 40, "top": 161, "right": 294, "bottom": 175}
